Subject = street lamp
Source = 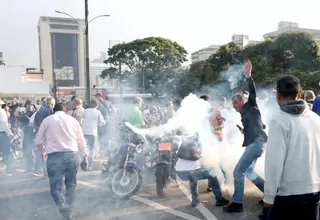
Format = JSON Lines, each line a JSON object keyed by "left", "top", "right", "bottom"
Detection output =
{"left": 55, "top": 6, "right": 110, "bottom": 102}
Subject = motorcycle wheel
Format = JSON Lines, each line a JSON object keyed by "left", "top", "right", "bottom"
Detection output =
{"left": 144, "top": 149, "right": 155, "bottom": 170}
{"left": 0, "top": 154, "right": 6, "bottom": 171}
{"left": 111, "top": 167, "right": 142, "bottom": 199}
{"left": 12, "top": 147, "right": 23, "bottom": 160}
{"left": 155, "top": 163, "right": 169, "bottom": 197}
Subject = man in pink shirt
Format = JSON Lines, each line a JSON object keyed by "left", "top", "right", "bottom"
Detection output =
{"left": 35, "top": 102, "right": 88, "bottom": 220}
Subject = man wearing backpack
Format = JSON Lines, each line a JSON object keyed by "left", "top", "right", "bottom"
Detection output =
{"left": 93, "top": 92, "right": 115, "bottom": 156}
{"left": 175, "top": 134, "right": 229, "bottom": 208}
{"left": 19, "top": 100, "right": 37, "bottom": 172}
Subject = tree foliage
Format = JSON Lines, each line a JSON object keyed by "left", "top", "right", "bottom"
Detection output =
{"left": 101, "top": 37, "right": 188, "bottom": 94}
{"left": 182, "top": 32, "right": 320, "bottom": 97}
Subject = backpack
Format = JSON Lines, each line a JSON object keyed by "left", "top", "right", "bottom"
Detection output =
{"left": 19, "top": 110, "right": 34, "bottom": 126}
{"left": 177, "top": 135, "right": 201, "bottom": 161}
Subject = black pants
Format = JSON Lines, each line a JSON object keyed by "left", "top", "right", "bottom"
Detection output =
{"left": 22, "top": 133, "right": 35, "bottom": 172}
{"left": 268, "top": 192, "right": 320, "bottom": 220}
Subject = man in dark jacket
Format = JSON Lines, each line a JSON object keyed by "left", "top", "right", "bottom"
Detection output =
{"left": 223, "top": 60, "right": 267, "bottom": 213}
{"left": 94, "top": 92, "right": 115, "bottom": 156}
{"left": 19, "top": 100, "right": 37, "bottom": 172}
{"left": 32, "top": 97, "right": 55, "bottom": 176}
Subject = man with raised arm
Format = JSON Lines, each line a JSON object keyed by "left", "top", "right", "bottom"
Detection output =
{"left": 223, "top": 60, "right": 267, "bottom": 213}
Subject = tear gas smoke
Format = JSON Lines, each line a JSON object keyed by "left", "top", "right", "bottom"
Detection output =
{"left": 127, "top": 93, "right": 265, "bottom": 187}
{"left": 127, "top": 63, "right": 274, "bottom": 192}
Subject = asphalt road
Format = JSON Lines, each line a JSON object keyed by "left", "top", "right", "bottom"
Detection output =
{"left": 0, "top": 164, "right": 264, "bottom": 220}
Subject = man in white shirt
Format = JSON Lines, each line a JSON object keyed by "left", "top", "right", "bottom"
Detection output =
{"left": 263, "top": 75, "right": 320, "bottom": 220}
{"left": 35, "top": 102, "right": 88, "bottom": 220}
{"left": 82, "top": 99, "right": 106, "bottom": 170}
{"left": 0, "top": 99, "right": 15, "bottom": 175}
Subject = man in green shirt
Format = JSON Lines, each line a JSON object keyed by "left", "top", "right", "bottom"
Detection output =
{"left": 122, "top": 97, "right": 146, "bottom": 128}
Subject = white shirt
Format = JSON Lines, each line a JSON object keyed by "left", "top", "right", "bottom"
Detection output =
{"left": 264, "top": 107, "right": 320, "bottom": 204}
{"left": 82, "top": 108, "right": 106, "bottom": 136}
{"left": 35, "top": 111, "right": 87, "bottom": 156}
{"left": 175, "top": 158, "right": 201, "bottom": 171}
{"left": 0, "top": 108, "right": 12, "bottom": 135}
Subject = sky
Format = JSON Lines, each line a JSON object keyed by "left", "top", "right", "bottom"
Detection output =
{"left": 0, "top": 0, "right": 320, "bottom": 67}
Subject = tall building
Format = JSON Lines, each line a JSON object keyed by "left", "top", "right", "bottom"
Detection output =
{"left": 263, "top": 21, "right": 320, "bottom": 41}
{"left": 191, "top": 45, "right": 220, "bottom": 63}
{"left": 232, "top": 34, "right": 250, "bottom": 48}
{"left": 38, "top": 16, "right": 86, "bottom": 87}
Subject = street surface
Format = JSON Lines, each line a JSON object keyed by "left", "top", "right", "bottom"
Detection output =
{"left": 0, "top": 161, "right": 264, "bottom": 220}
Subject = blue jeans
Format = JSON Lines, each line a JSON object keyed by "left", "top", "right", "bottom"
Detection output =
{"left": 46, "top": 152, "right": 79, "bottom": 211}
{"left": 0, "top": 132, "right": 14, "bottom": 172}
{"left": 177, "top": 167, "right": 223, "bottom": 201}
{"left": 232, "top": 141, "right": 265, "bottom": 203}
{"left": 84, "top": 135, "right": 96, "bottom": 169}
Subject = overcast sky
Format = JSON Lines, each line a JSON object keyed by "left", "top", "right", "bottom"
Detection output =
{"left": 1, "top": 0, "right": 319, "bottom": 67}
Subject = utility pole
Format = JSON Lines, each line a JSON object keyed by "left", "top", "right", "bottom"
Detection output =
{"left": 52, "top": 71, "right": 58, "bottom": 100}
{"left": 84, "top": 0, "right": 91, "bottom": 102}
{"left": 119, "top": 61, "right": 123, "bottom": 98}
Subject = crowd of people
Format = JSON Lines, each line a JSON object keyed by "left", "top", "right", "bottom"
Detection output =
{"left": 0, "top": 61, "right": 319, "bottom": 220}
{"left": 174, "top": 61, "right": 320, "bottom": 220}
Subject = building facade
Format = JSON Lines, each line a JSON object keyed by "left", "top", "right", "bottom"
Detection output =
{"left": 232, "top": 34, "right": 250, "bottom": 48}
{"left": 0, "top": 65, "right": 50, "bottom": 97}
{"left": 38, "top": 16, "right": 86, "bottom": 88}
{"left": 191, "top": 45, "right": 220, "bottom": 63}
{"left": 90, "top": 51, "right": 107, "bottom": 86}
{"left": 263, "top": 21, "right": 320, "bottom": 41}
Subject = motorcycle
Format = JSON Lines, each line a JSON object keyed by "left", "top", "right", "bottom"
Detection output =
{"left": 101, "top": 121, "right": 145, "bottom": 199}
{"left": 11, "top": 127, "right": 23, "bottom": 160}
{"left": 0, "top": 128, "right": 23, "bottom": 171}
{"left": 154, "top": 131, "right": 182, "bottom": 197}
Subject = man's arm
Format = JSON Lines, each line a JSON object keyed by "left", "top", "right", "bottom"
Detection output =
{"left": 243, "top": 60, "right": 257, "bottom": 106}
{"left": 35, "top": 118, "right": 48, "bottom": 152}
{"left": 245, "top": 77, "right": 257, "bottom": 106}
{"left": 263, "top": 119, "right": 287, "bottom": 205}
{"left": 98, "top": 112, "right": 106, "bottom": 127}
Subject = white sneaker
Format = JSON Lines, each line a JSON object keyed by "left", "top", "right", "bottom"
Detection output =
{"left": 32, "top": 171, "right": 44, "bottom": 177}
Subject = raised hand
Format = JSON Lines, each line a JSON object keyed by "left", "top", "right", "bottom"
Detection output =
{"left": 244, "top": 60, "right": 252, "bottom": 78}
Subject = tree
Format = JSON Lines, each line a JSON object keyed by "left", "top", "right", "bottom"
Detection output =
{"left": 182, "top": 32, "right": 320, "bottom": 97}
{"left": 275, "top": 32, "right": 319, "bottom": 71}
{"left": 100, "top": 37, "right": 188, "bottom": 94}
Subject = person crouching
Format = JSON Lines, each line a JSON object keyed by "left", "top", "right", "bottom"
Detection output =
{"left": 175, "top": 135, "right": 229, "bottom": 208}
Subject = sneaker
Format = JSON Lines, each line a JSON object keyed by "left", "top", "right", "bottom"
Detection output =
{"left": 222, "top": 202, "right": 244, "bottom": 213}
{"left": 191, "top": 198, "right": 200, "bottom": 208}
{"left": 32, "top": 171, "right": 44, "bottom": 177}
{"left": 6, "top": 169, "right": 16, "bottom": 176}
{"left": 60, "top": 210, "right": 72, "bottom": 220}
{"left": 216, "top": 198, "right": 229, "bottom": 207}
{"left": 59, "top": 205, "right": 72, "bottom": 220}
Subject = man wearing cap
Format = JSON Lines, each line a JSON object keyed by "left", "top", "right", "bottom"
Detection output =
{"left": 0, "top": 99, "right": 15, "bottom": 175}
{"left": 93, "top": 92, "right": 115, "bottom": 155}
